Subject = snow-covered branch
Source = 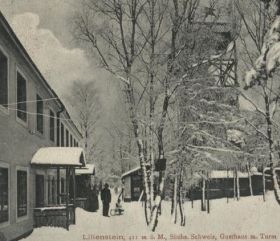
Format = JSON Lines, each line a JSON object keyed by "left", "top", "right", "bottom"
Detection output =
{"left": 245, "top": 15, "right": 280, "bottom": 88}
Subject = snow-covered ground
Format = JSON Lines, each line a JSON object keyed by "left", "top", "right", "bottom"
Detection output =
{"left": 22, "top": 192, "right": 280, "bottom": 241}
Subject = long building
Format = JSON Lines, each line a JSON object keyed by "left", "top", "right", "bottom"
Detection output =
{"left": 0, "top": 11, "right": 83, "bottom": 240}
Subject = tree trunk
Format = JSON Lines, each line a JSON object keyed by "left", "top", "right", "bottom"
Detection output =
{"left": 263, "top": 92, "right": 280, "bottom": 204}
{"left": 262, "top": 166, "right": 266, "bottom": 202}
{"left": 206, "top": 172, "right": 210, "bottom": 214}
{"left": 138, "top": 137, "right": 152, "bottom": 224}
{"left": 178, "top": 187, "right": 185, "bottom": 226}
{"left": 148, "top": 139, "right": 166, "bottom": 230}
{"left": 236, "top": 167, "right": 240, "bottom": 201}
{"left": 178, "top": 166, "right": 185, "bottom": 226}
{"left": 148, "top": 94, "right": 170, "bottom": 231}
{"left": 272, "top": 168, "right": 280, "bottom": 203}
{"left": 174, "top": 200, "right": 178, "bottom": 224}
{"left": 171, "top": 173, "right": 178, "bottom": 223}
{"left": 190, "top": 186, "right": 194, "bottom": 208}
{"left": 148, "top": 170, "right": 166, "bottom": 231}
{"left": 171, "top": 191, "right": 174, "bottom": 215}
{"left": 201, "top": 177, "right": 206, "bottom": 211}
{"left": 144, "top": 198, "right": 150, "bottom": 225}
{"left": 126, "top": 84, "right": 152, "bottom": 224}
{"left": 246, "top": 162, "right": 253, "bottom": 196}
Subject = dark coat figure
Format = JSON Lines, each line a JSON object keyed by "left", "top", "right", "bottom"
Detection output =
{"left": 87, "top": 185, "right": 99, "bottom": 212}
{"left": 101, "top": 183, "right": 111, "bottom": 216}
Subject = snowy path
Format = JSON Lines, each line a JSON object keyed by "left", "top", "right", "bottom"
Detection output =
{"left": 23, "top": 192, "right": 280, "bottom": 241}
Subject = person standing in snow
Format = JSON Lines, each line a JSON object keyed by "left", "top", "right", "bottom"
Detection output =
{"left": 101, "top": 183, "right": 111, "bottom": 217}
{"left": 87, "top": 184, "right": 99, "bottom": 212}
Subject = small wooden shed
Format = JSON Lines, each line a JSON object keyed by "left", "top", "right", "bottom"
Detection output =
{"left": 75, "top": 164, "right": 95, "bottom": 209}
{"left": 121, "top": 167, "right": 143, "bottom": 202}
{"left": 208, "top": 170, "right": 263, "bottom": 198}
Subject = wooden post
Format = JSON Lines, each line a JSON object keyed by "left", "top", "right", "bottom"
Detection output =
{"left": 201, "top": 174, "right": 206, "bottom": 211}
{"left": 190, "top": 169, "right": 194, "bottom": 208}
{"left": 262, "top": 165, "right": 266, "bottom": 202}
{"left": 57, "top": 167, "right": 60, "bottom": 205}
{"left": 206, "top": 172, "right": 210, "bottom": 214}
{"left": 66, "top": 167, "right": 70, "bottom": 230}
{"left": 246, "top": 162, "right": 253, "bottom": 196}
{"left": 226, "top": 168, "right": 229, "bottom": 203}
{"left": 233, "top": 169, "right": 236, "bottom": 200}
{"left": 73, "top": 168, "right": 76, "bottom": 224}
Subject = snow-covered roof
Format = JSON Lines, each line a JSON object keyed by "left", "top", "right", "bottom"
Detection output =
{"left": 209, "top": 170, "right": 262, "bottom": 179}
{"left": 210, "top": 170, "right": 244, "bottom": 178}
{"left": 31, "top": 147, "right": 86, "bottom": 167}
{"left": 76, "top": 164, "right": 95, "bottom": 175}
{"left": 121, "top": 166, "right": 141, "bottom": 179}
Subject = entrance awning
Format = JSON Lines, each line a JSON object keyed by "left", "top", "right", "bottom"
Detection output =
{"left": 31, "top": 147, "right": 86, "bottom": 167}
{"left": 31, "top": 147, "right": 86, "bottom": 230}
{"left": 76, "top": 164, "right": 95, "bottom": 175}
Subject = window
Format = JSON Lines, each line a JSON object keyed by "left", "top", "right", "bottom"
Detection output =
{"left": 51, "top": 177, "right": 56, "bottom": 204}
{"left": 47, "top": 176, "right": 52, "bottom": 204}
{"left": 0, "top": 167, "right": 8, "bottom": 223}
{"left": 0, "top": 50, "right": 8, "bottom": 108}
{"left": 17, "top": 72, "right": 27, "bottom": 122}
{"left": 70, "top": 135, "right": 73, "bottom": 147}
{"left": 48, "top": 176, "right": 56, "bottom": 205}
{"left": 60, "top": 178, "right": 65, "bottom": 203}
{"left": 35, "top": 175, "right": 44, "bottom": 207}
{"left": 17, "top": 170, "right": 27, "bottom": 217}
{"left": 49, "top": 110, "right": 55, "bottom": 142}
{"left": 36, "top": 95, "right": 44, "bottom": 134}
{"left": 66, "top": 129, "right": 69, "bottom": 147}
{"left": 61, "top": 123, "right": 64, "bottom": 147}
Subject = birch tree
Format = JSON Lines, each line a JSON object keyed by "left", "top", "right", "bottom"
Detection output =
{"left": 73, "top": 0, "right": 169, "bottom": 230}
{"left": 73, "top": 0, "right": 246, "bottom": 230}
{"left": 243, "top": 0, "right": 280, "bottom": 203}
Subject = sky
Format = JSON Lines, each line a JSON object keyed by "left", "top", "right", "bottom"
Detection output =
{"left": 0, "top": 0, "right": 255, "bottom": 110}
{"left": 0, "top": 0, "right": 257, "bottom": 116}
{"left": 0, "top": 0, "right": 262, "bottom": 172}
{"left": 0, "top": 0, "right": 117, "bottom": 113}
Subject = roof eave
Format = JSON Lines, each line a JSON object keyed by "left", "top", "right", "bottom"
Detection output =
{"left": 0, "top": 11, "right": 82, "bottom": 138}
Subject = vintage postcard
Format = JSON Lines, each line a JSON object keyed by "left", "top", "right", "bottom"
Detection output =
{"left": 1, "top": 0, "right": 280, "bottom": 241}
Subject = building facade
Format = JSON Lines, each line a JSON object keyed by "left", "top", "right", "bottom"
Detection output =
{"left": 0, "top": 12, "right": 82, "bottom": 240}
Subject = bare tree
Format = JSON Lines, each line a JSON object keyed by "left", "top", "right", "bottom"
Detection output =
{"left": 105, "top": 108, "right": 138, "bottom": 176}
{"left": 67, "top": 81, "right": 101, "bottom": 162}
